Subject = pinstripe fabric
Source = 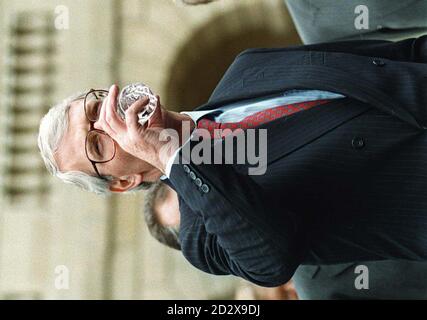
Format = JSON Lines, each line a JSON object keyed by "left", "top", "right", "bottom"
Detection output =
{"left": 163, "top": 35, "right": 427, "bottom": 287}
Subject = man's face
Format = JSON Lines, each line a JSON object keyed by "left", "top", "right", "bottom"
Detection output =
{"left": 53, "top": 98, "right": 159, "bottom": 191}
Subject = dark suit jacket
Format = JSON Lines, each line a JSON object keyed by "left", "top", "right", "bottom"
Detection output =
{"left": 162, "top": 35, "right": 427, "bottom": 287}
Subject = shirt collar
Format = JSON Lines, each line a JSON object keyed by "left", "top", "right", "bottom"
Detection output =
{"left": 158, "top": 109, "right": 219, "bottom": 181}
{"left": 180, "top": 110, "right": 219, "bottom": 124}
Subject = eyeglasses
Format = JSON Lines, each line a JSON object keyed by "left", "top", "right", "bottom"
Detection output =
{"left": 83, "top": 89, "right": 117, "bottom": 180}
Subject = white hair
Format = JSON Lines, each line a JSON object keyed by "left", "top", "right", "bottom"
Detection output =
{"left": 38, "top": 91, "right": 152, "bottom": 196}
{"left": 142, "top": 181, "right": 181, "bottom": 251}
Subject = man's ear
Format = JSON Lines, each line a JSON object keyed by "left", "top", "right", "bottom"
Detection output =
{"left": 108, "top": 174, "right": 144, "bottom": 193}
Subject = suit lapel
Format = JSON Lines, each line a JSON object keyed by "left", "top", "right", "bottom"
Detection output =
{"left": 234, "top": 97, "right": 373, "bottom": 174}
{"left": 198, "top": 62, "right": 420, "bottom": 129}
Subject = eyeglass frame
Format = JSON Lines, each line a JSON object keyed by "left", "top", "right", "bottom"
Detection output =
{"left": 83, "top": 88, "right": 117, "bottom": 180}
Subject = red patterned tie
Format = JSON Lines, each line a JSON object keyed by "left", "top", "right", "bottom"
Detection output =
{"left": 196, "top": 99, "right": 331, "bottom": 138}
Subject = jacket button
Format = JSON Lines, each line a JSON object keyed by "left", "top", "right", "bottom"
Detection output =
{"left": 373, "top": 59, "right": 385, "bottom": 66}
{"left": 189, "top": 171, "right": 196, "bottom": 180}
{"left": 201, "top": 184, "right": 210, "bottom": 193}
{"left": 183, "top": 165, "right": 190, "bottom": 173}
{"left": 194, "top": 178, "right": 202, "bottom": 187}
{"left": 352, "top": 137, "right": 365, "bottom": 149}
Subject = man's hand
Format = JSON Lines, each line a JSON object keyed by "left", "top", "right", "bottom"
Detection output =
{"left": 96, "top": 84, "right": 177, "bottom": 173}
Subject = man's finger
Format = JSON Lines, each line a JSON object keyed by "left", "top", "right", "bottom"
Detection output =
{"left": 147, "top": 95, "right": 162, "bottom": 128}
{"left": 105, "top": 84, "right": 126, "bottom": 133}
{"left": 97, "top": 90, "right": 116, "bottom": 136}
{"left": 125, "top": 97, "right": 150, "bottom": 132}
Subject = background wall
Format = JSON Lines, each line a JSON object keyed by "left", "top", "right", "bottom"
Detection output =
{"left": 0, "top": 0, "right": 300, "bottom": 299}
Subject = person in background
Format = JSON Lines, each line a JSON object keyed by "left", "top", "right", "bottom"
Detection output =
{"left": 285, "top": 0, "right": 427, "bottom": 44}
{"left": 292, "top": 261, "right": 427, "bottom": 300}
{"left": 142, "top": 182, "right": 181, "bottom": 251}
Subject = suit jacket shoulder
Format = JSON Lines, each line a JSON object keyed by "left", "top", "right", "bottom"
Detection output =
{"left": 201, "top": 35, "right": 427, "bottom": 130}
